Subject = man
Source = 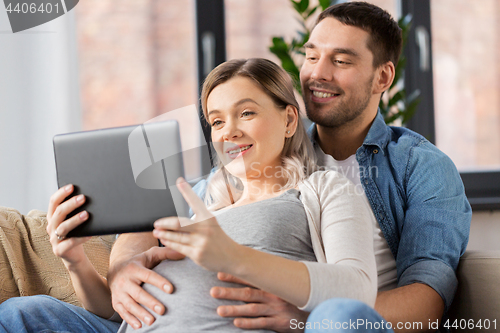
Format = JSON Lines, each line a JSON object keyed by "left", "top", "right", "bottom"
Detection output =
{"left": 107, "top": 2, "right": 470, "bottom": 333}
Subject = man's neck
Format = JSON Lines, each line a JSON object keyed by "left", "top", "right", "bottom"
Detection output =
{"left": 316, "top": 110, "right": 377, "bottom": 161}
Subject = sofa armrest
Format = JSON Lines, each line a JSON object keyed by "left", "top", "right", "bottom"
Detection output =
{"left": 448, "top": 250, "right": 500, "bottom": 332}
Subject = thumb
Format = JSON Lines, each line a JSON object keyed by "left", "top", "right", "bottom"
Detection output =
{"left": 162, "top": 246, "right": 186, "bottom": 260}
{"left": 217, "top": 272, "right": 254, "bottom": 287}
{"left": 146, "top": 246, "right": 185, "bottom": 266}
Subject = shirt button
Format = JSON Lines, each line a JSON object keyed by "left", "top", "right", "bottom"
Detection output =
{"left": 364, "top": 179, "right": 369, "bottom": 185}
{"left": 373, "top": 149, "right": 379, "bottom": 154}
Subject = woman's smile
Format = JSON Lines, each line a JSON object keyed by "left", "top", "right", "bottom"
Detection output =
{"left": 226, "top": 144, "right": 253, "bottom": 159}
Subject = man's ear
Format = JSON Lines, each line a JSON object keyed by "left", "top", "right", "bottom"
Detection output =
{"left": 285, "top": 105, "right": 299, "bottom": 137}
{"left": 373, "top": 61, "right": 395, "bottom": 94}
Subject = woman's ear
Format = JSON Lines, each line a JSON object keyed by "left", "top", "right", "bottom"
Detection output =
{"left": 373, "top": 61, "right": 395, "bottom": 94}
{"left": 285, "top": 105, "right": 299, "bottom": 137}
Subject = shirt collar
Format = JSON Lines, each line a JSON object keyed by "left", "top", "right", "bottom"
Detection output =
{"left": 362, "top": 111, "right": 389, "bottom": 150}
{"left": 306, "top": 110, "right": 389, "bottom": 152}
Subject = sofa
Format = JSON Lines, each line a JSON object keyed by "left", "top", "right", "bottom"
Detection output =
{"left": 0, "top": 206, "right": 498, "bottom": 332}
{"left": 0, "top": 207, "right": 114, "bottom": 307}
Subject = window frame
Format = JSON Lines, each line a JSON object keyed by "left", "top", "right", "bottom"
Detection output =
{"left": 195, "top": 0, "right": 226, "bottom": 176}
{"left": 402, "top": 0, "right": 500, "bottom": 210}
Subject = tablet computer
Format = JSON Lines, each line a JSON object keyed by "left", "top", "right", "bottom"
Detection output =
{"left": 53, "top": 120, "right": 189, "bottom": 237}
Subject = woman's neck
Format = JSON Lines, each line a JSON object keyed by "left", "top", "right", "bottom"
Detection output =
{"left": 237, "top": 174, "right": 288, "bottom": 204}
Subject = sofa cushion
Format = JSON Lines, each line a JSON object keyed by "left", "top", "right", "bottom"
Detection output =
{"left": 448, "top": 250, "right": 500, "bottom": 331}
{"left": 0, "top": 207, "right": 115, "bottom": 307}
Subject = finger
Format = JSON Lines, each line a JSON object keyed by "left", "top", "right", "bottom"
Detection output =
{"left": 133, "top": 262, "right": 174, "bottom": 296}
{"left": 210, "top": 286, "right": 266, "bottom": 303}
{"left": 146, "top": 246, "right": 185, "bottom": 263}
{"left": 162, "top": 247, "right": 186, "bottom": 260}
{"left": 109, "top": 263, "right": 170, "bottom": 319}
{"left": 159, "top": 239, "right": 192, "bottom": 258}
{"left": 153, "top": 229, "right": 193, "bottom": 245}
{"left": 47, "top": 184, "right": 74, "bottom": 219}
{"left": 176, "top": 178, "right": 212, "bottom": 220}
{"left": 53, "top": 211, "right": 89, "bottom": 238}
{"left": 153, "top": 217, "right": 182, "bottom": 231}
{"left": 51, "top": 236, "right": 90, "bottom": 256}
{"left": 217, "top": 272, "right": 254, "bottom": 287}
{"left": 216, "top": 302, "right": 272, "bottom": 318}
{"left": 233, "top": 317, "right": 282, "bottom": 331}
{"left": 119, "top": 284, "right": 161, "bottom": 325}
{"left": 113, "top": 300, "right": 145, "bottom": 330}
{"left": 49, "top": 194, "right": 86, "bottom": 232}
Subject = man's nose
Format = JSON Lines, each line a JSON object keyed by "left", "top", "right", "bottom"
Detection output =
{"left": 310, "top": 58, "right": 334, "bottom": 82}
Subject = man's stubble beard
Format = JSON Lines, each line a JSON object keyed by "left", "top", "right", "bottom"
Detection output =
{"left": 304, "top": 75, "right": 374, "bottom": 130}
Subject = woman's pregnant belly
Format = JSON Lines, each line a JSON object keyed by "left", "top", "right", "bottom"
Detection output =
{"left": 119, "top": 258, "right": 273, "bottom": 333}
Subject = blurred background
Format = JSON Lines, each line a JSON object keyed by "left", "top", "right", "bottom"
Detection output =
{"left": 1, "top": 0, "right": 499, "bottom": 250}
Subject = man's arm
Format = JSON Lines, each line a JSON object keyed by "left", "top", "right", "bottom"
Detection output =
{"left": 107, "top": 232, "right": 184, "bottom": 329}
{"left": 375, "top": 283, "right": 444, "bottom": 333}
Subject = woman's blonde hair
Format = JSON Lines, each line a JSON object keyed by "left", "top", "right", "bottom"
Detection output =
{"left": 201, "top": 58, "right": 316, "bottom": 210}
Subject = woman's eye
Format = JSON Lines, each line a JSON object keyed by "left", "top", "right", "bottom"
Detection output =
{"left": 211, "top": 120, "right": 222, "bottom": 127}
{"left": 241, "top": 111, "right": 255, "bottom": 117}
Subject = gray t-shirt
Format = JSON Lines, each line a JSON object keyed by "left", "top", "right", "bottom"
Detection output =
{"left": 118, "top": 189, "right": 317, "bottom": 333}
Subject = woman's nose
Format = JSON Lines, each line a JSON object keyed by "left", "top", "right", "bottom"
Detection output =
{"left": 222, "top": 121, "right": 242, "bottom": 141}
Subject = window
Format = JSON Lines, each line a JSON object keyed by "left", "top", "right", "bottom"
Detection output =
{"left": 432, "top": 0, "right": 500, "bottom": 171}
{"left": 77, "top": 0, "right": 201, "bottom": 179}
{"left": 403, "top": 0, "right": 500, "bottom": 209}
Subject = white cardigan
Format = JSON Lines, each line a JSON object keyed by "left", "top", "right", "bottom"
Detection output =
{"left": 297, "top": 170, "right": 377, "bottom": 311}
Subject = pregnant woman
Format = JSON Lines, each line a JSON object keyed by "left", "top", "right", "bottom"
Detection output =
{"left": 1, "top": 58, "right": 377, "bottom": 333}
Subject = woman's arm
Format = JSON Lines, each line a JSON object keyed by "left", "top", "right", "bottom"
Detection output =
{"left": 47, "top": 185, "right": 114, "bottom": 318}
{"left": 65, "top": 256, "right": 114, "bottom": 318}
{"left": 154, "top": 174, "right": 377, "bottom": 309}
{"left": 226, "top": 247, "right": 313, "bottom": 307}
{"left": 297, "top": 170, "right": 378, "bottom": 310}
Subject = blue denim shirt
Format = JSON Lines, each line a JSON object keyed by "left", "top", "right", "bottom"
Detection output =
{"left": 192, "top": 111, "right": 471, "bottom": 311}
{"left": 308, "top": 111, "right": 471, "bottom": 311}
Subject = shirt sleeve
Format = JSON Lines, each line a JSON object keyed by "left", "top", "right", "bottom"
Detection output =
{"left": 397, "top": 141, "right": 471, "bottom": 311}
{"left": 299, "top": 171, "right": 378, "bottom": 311}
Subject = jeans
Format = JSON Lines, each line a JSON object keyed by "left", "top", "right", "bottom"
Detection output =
{"left": 305, "top": 298, "right": 394, "bottom": 333}
{"left": 0, "top": 295, "right": 120, "bottom": 333}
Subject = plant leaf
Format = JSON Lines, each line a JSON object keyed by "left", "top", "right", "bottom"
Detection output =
{"left": 291, "top": 0, "right": 302, "bottom": 14}
{"left": 319, "top": 0, "right": 332, "bottom": 10}
{"left": 298, "top": 0, "right": 310, "bottom": 14}
{"left": 305, "top": 6, "right": 318, "bottom": 19}
{"left": 388, "top": 90, "right": 405, "bottom": 107}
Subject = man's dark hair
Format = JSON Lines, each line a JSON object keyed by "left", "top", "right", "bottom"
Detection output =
{"left": 316, "top": 1, "right": 402, "bottom": 68}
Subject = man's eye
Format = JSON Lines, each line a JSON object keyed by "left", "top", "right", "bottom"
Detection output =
{"left": 335, "top": 60, "right": 348, "bottom": 64}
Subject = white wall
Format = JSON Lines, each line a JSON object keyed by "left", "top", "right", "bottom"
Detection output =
{"left": 0, "top": 8, "right": 81, "bottom": 214}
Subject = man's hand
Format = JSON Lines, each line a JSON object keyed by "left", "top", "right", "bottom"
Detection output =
{"left": 211, "top": 273, "right": 309, "bottom": 332}
{"left": 108, "top": 244, "right": 185, "bottom": 329}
